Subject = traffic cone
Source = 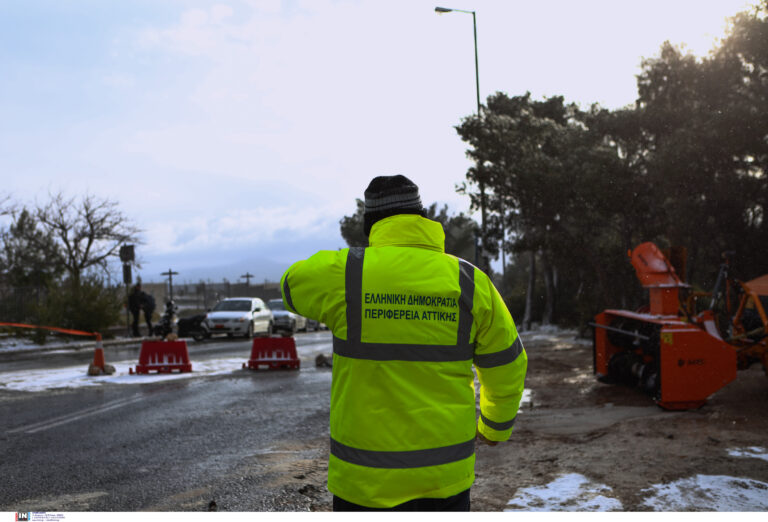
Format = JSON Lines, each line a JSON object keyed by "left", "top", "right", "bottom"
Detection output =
{"left": 88, "top": 335, "right": 115, "bottom": 375}
{"left": 93, "top": 343, "right": 106, "bottom": 370}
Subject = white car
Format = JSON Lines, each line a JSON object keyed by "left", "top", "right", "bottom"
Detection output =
{"left": 267, "top": 298, "right": 307, "bottom": 334}
{"left": 205, "top": 297, "right": 273, "bottom": 338}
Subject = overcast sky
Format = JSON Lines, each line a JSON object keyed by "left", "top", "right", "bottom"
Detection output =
{"left": 0, "top": 0, "right": 755, "bottom": 284}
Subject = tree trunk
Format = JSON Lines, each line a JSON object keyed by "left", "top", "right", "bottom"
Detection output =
{"left": 522, "top": 250, "right": 536, "bottom": 331}
{"left": 542, "top": 253, "right": 556, "bottom": 325}
{"left": 70, "top": 268, "right": 81, "bottom": 295}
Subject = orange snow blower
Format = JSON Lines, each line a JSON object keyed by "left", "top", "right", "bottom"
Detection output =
{"left": 591, "top": 242, "right": 768, "bottom": 410}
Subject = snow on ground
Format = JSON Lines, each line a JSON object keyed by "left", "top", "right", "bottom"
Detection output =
{"left": 0, "top": 334, "right": 45, "bottom": 353}
{"left": 0, "top": 358, "right": 249, "bottom": 392}
{"left": 519, "top": 324, "right": 592, "bottom": 347}
{"left": 641, "top": 475, "right": 768, "bottom": 511}
{"left": 504, "top": 472, "right": 768, "bottom": 512}
{"left": 519, "top": 388, "right": 532, "bottom": 409}
{"left": 728, "top": 447, "right": 768, "bottom": 463}
{"left": 0, "top": 333, "right": 126, "bottom": 355}
{"left": 504, "top": 473, "right": 624, "bottom": 511}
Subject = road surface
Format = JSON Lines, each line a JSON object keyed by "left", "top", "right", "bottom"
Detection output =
{"left": 0, "top": 332, "right": 335, "bottom": 511}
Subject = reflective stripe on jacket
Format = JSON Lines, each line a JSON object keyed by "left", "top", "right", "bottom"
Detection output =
{"left": 281, "top": 214, "right": 527, "bottom": 508}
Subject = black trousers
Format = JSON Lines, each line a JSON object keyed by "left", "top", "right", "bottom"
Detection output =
{"left": 131, "top": 310, "right": 141, "bottom": 336}
{"left": 131, "top": 309, "right": 153, "bottom": 336}
{"left": 143, "top": 309, "right": 153, "bottom": 335}
{"left": 332, "top": 489, "right": 470, "bottom": 512}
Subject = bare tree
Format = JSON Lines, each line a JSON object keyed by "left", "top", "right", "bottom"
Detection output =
{"left": 0, "top": 193, "right": 14, "bottom": 216}
{"left": 35, "top": 192, "right": 142, "bottom": 288}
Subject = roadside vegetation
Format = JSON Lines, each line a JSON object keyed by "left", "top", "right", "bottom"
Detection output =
{"left": 0, "top": 192, "right": 141, "bottom": 342}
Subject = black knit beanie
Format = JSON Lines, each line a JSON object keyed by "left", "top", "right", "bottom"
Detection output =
{"left": 363, "top": 175, "right": 424, "bottom": 236}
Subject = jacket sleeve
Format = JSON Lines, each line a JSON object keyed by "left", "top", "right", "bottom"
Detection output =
{"left": 280, "top": 249, "right": 347, "bottom": 333}
{"left": 472, "top": 270, "right": 528, "bottom": 442}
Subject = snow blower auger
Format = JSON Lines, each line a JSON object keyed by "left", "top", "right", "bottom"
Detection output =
{"left": 590, "top": 242, "right": 768, "bottom": 410}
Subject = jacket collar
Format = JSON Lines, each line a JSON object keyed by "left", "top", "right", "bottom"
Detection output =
{"left": 368, "top": 214, "right": 445, "bottom": 252}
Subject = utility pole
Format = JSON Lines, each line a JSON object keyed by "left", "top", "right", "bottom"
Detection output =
{"left": 161, "top": 268, "right": 179, "bottom": 302}
{"left": 240, "top": 272, "right": 254, "bottom": 286}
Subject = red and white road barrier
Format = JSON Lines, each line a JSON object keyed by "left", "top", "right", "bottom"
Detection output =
{"left": 243, "top": 336, "right": 300, "bottom": 370}
{"left": 130, "top": 340, "right": 193, "bottom": 374}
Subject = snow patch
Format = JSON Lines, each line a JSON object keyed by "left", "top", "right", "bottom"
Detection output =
{"left": 0, "top": 357, "right": 248, "bottom": 392}
{"left": 506, "top": 472, "right": 768, "bottom": 512}
{"left": 519, "top": 388, "right": 532, "bottom": 409}
{"left": 0, "top": 335, "right": 41, "bottom": 353}
{"left": 727, "top": 447, "right": 768, "bottom": 463}
{"left": 504, "top": 473, "right": 623, "bottom": 512}
{"left": 520, "top": 324, "right": 590, "bottom": 346}
{"left": 641, "top": 475, "right": 768, "bottom": 511}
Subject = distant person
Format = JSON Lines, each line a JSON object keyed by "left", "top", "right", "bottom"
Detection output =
{"left": 128, "top": 284, "right": 143, "bottom": 337}
{"left": 280, "top": 175, "right": 528, "bottom": 511}
{"left": 141, "top": 290, "right": 156, "bottom": 336}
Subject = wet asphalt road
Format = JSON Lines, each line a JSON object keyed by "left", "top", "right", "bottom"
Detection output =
{"left": 0, "top": 332, "right": 334, "bottom": 512}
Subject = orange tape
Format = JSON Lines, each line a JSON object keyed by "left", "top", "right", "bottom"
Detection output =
{"left": 0, "top": 322, "right": 101, "bottom": 341}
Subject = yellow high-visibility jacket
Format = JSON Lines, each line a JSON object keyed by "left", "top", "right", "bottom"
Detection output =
{"left": 281, "top": 214, "right": 527, "bottom": 508}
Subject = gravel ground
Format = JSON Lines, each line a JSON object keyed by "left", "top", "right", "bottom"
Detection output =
{"left": 471, "top": 327, "right": 768, "bottom": 511}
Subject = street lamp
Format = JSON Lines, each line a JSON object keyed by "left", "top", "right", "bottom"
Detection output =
{"left": 435, "top": 7, "right": 480, "bottom": 114}
{"left": 435, "top": 5, "right": 488, "bottom": 271}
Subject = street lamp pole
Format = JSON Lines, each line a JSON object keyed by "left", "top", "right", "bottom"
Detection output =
{"left": 470, "top": 11, "right": 481, "bottom": 114}
{"left": 435, "top": 6, "right": 488, "bottom": 272}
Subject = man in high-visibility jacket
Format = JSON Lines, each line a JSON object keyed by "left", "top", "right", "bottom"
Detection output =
{"left": 281, "top": 175, "right": 527, "bottom": 511}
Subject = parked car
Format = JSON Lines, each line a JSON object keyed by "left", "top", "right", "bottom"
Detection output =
{"left": 267, "top": 298, "right": 307, "bottom": 334}
{"left": 204, "top": 297, "right": 273, "bottom": 338}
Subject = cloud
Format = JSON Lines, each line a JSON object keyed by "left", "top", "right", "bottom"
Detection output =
{"left": 144, "top": 202, "right": 341, "bottom": 256}
{"left": 138, "top": 5, "right": 241, "bottom": 58}
{"left": 101, "top": 72, "right": 136, "bottom": 88}
{"left": 117, "top": 0, "right": 475, "bottom": 262}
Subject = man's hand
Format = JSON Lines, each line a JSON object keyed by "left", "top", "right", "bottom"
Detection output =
{"left": 476, "top": 429, "right": 498, "bottom": 446}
